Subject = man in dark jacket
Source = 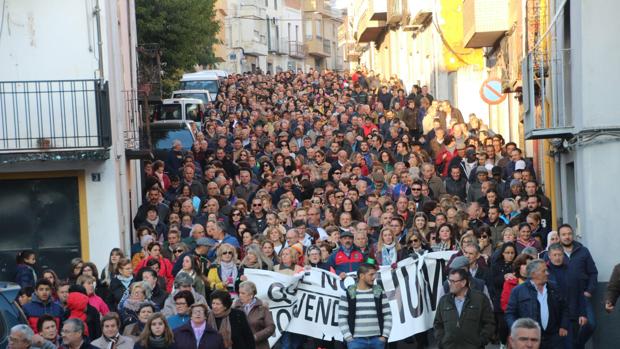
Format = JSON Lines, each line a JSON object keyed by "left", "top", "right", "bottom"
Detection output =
{"left": 605, "top": 263, "right": 620, "bottom": 314}
{"left": 557, "top": 224, "right": 598, "bottom": 349}
{"left": 547, "top": 243, "right": 588, "bottom": 349}
{"left": 434, "top": 268, "right": 495, "bottom": 349}
{"left": 139, "top": 268, "right": 168, "bottom": 309}
{"left": 444, "top": 166, "right": 467, "bottom": 201}
{"left": 506, "top": 259, "right": 569, "bottom": 349}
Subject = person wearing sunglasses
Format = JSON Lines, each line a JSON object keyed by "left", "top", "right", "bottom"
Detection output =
{"left": 207, "top": 243, "right": 240, "bottom": 293}
{"left": 405, "top": 231, "right": 431, "bottom": 258}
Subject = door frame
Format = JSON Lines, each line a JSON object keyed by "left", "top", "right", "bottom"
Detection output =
{"left": 0, "top": 170, "right": 90, "bottom": 261}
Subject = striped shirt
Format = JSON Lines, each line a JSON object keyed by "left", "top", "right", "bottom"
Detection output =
{"left": 338, "top": 288, "right": 392, "bottom": 340}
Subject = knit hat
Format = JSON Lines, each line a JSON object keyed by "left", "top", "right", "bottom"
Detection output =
{"left": 449, "top": 256, "right": 470, "bottom": 270}
{"left": 515, "top": 160, "right": 526, "bottom": 170}
{"left": 476, "top": 166, "right": 488, "bottom": 175}
{"left": 174, "top": 272, "right": 194, "bottom": 288}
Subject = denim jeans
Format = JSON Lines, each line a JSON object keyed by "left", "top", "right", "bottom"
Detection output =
{"left": 347, "top": 336, "right": 385, "bottom": 349}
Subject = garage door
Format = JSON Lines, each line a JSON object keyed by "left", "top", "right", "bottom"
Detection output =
{"left": 0, "top": 175, "right": 83, "bottom": 281}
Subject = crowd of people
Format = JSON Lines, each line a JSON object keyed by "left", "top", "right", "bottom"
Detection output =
{"left": 9, "top": 68, "right": 614, "bottom": 349}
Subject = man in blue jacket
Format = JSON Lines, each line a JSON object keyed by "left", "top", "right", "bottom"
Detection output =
{"left": 506, "top": 259, "right": 569, "bottom": 349}
{"left": 557, "top": 224, "right": 598, "bottom": 349}
{"left": 22, "top": 279, "right": 64, "bottom": 333}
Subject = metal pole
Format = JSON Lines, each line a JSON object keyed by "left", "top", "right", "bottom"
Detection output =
{"left": 94, "top": 0, "right": 104, "bottom": 78}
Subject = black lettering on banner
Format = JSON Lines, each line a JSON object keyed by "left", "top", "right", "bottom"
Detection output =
{"left": 275, "top": 309, "right": 292, "bottom": 333}
{"left": 400, "top": 266, "right": 424, "bottom": 318}
{"left": 391, "top": 267, "right": 406, "bottom": 324}
{"left": 268, "top": 282, "right": 291, "bottom": 304}
{"left": 304, "top": 294, "right": 316, "bottom": 321}
{"left": 321, "top": 271, "right": 338, "bottom": 291}
{"left": 316, "top": 297, "right": 332, "bottom": 325}
{"left": 293, "top": 293, "right": 306, "bottom": 317}
{"left": 420, "top": 258, "right": 447, "bottom": 311}
{"left": 331, "top": 298, "right": 339, "bottom": 326}
{"left": 300, "top": 272, "right": 312, "bottom": 286}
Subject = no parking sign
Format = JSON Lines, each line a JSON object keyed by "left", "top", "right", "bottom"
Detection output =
{"left": 480, "top": 78, "right": 507, "bottom": 105}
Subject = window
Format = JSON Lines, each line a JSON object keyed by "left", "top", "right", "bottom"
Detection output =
{"left": 315, "top": 19, "right": 322, "bottom": 39}
{"left": 305, "top": 20, "right": 313, "bottom": 40}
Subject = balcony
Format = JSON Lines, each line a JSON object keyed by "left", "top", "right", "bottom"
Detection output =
{"left": 239, "top": 38, "right": 268, "bottom": 56}
{"left": 304, "top": 0, "right": 334, "bottom": 17}
{"left": 406, "top": 0, "right": 432, "bottom": 28}
{"left": 239, "top": 0, "right": 267, "bottom": 19}
{"left": 463, "top": 0, "right": 509, "bottom": 48}
{"left": 357, "top": 0, "right": 388, "bottom": 43}
{"left": 269, "top": 37, "right": 289, "bottom": 55}
{"left": 306, "top": 38, "right": 330, "bottom": 57}
{"left": 288, "top": 41, "right": 306, "bottom": 58}
{"left": 0, "top": 79, "right": 111, "bottom": 161}
{"left": 387, "top": 0, "right": 408, "bottom": 25}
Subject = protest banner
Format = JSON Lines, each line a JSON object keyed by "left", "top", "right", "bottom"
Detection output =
{"left": 245, "top": 250, "right": 456, "bottom": 346}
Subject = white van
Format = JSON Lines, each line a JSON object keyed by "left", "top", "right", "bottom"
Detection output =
{"left": 179, "top": 71, "right": 221, "bottom": 101}
{"left": 156, "top": 98, "right": 204, "bottom": 124}
{"left": 171, "top": 90, "right": 212, "bottom": 105}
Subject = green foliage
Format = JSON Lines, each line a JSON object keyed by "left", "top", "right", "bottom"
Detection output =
{"left": 136, "top": 0, "right": 220, "bottom": 95}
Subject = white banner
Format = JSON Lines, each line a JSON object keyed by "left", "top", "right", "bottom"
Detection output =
{"left": 245, "top": 251, "right": 456, "bottom": 346}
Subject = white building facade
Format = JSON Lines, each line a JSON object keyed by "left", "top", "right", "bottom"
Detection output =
{"left": 0, "top": 0, "right": 140, "bottom": 278}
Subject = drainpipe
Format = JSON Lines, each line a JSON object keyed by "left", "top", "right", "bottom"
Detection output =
{"left": 94, "top": 0, "right": 104, "bottom": 78}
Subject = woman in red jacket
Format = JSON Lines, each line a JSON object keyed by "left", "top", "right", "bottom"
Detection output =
{"left": 134, "top": 242, "right": 174, "bottom": 292}
{"left": 500, "top": 253, "right": 534, "bottom": 311}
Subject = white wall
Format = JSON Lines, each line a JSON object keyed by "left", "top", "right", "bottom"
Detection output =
{"left": 0, "top": 0, "right": 139, "bottom": 269}
{"left": 0, "top": 0, "right": 101, "bottom": 80}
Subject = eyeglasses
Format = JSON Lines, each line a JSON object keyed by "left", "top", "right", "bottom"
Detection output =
{"left": 222, "top": 251, "right": 233, "bottom": 255}
{"left": 409, "top": 239, "right": 420, "bottom": 244}
{"left": 253, "top": 203, "right": 262, "bottom": 207}
{"left": 480, "top": 235, "right": 489, "bottom": 239}
{"left": 174, "top": 249, "right": 184, "bottom": 253}
{"left": 448, "top": 278, "right": 464, "bottom": 284}
{"left": 232, "top": 212, "right": 241, "bottom": 216}
{"left": 412, "top": 188, "right": 422, "bottom": 191}
{"left": 175, "top": 302, "right": 187, "bottom": 306}
{"left": 335, "top": 194, "right": 344, "bottom": 199}
{"left": 334, "top": 172, "right": 341, "bottom": 175}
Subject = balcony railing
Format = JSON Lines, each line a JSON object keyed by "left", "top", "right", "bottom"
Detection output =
{"left": 0, "top": 79, "right": 111, "bottom": 152}
{"left": 288, "top": 41, "right": 306, "bottom": 58}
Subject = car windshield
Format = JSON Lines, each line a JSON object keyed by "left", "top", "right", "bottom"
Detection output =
{"left": 172, "top": 92, "right": 209, "bottom": 104}
{"left": 160, "top": 104, "right": 182, "bottom": 121}
{"left": 180, "top": 80, "right": 218, "bottom": 94}
{"left": 151, "top": 127, "right": 193, "bottom": 150}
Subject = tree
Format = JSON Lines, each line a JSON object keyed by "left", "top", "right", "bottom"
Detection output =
{"left": 136, "top": 0, "right": 220, "bottom": 95}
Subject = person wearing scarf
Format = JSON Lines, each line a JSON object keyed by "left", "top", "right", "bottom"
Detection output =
{"left": 375, "top": 228, "right": 403, "bottom": 267}
{"left": 208, "top": 290, "right": 255, "bottom": 349}
{"left": 91, "top": 312, "right": 135, "bottom": 349}
{"left": 232, "top": 281, "right": 275, "bottom": 349}
{"left": 207, "top": 244, "right": 240, "bottom": 293}
{"left": 515, "top": 222, "right": 542, "bottom": 254}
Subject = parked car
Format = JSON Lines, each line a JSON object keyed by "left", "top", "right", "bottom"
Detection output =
{"left": 0, "top": 282, "right": 27, "bottom": 348}
{"left": 149, "top": 121, "right": 196, "bottom": 161}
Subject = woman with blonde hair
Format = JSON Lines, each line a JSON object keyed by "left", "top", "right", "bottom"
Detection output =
{"left": 265, "top": 226, "right": 284, "bottom": 255}
{"left": 206, "top": 243, "right": 240, "bottom": 293}
{"left": 274, "top": 247, "right": 304, "bottom": 275}
{"left": 375, "top": 228, "right": 404, "bottom": 266}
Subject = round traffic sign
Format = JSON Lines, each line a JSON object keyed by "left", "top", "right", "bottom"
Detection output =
{"left": 480, "top": 78, "right": 507, "bottom": 105}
